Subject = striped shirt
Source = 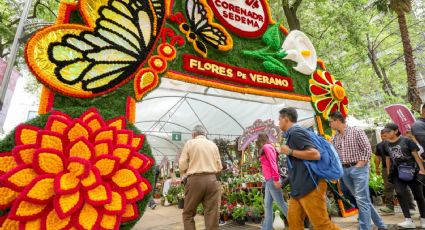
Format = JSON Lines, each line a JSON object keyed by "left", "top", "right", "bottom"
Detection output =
{"left": 331, "top": 126, "right": 372, "bottom": 164}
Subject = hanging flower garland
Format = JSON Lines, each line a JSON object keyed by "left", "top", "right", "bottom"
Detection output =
{"left": 309, "top": 70, "right": 348, "bottom": 120}
{"left": 0, "top": 108, "right": 153, "bottom": 230}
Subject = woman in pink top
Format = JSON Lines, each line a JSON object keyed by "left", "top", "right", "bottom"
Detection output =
{"left": 257, "top": 133, "right": 288, "bottom": 229}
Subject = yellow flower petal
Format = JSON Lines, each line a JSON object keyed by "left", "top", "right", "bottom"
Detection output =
{"left": 68, "top": 139, "right": 93, "bottom": 160}
{"left": 0, "top": 154, "right": 17, "bottom": 174}
{"left": 7, "top": 167, "right": 37, "bottom": 188}
{"left": 95, "top": 129, "right": 114, "bottom": 142}
{"left": 112, "top": 169, "right": 138, "bottom": 188}
{"left": 112, "top": 147, "right": 131, "bottom": 164}
{"left": 87, "top": 184, "right": 109, "bottom": 204}
{"left": 22, "top": 218, "right": 41, "bottom": 230}
{"left": 48, "top": 119, "right": 68, "bottom": 135}
{"left": 116, "top": 132, "right": 130, "bottom": 145}
{"left": 13, "top": 146, "right": 35, "bottom": 164}
{"left": 26, "top": 177, "right": 54, "bottom": 201}
{"left": 108, "top": 118, "right": 124, "bottom": 130}
{"left": 67, "top": 161, "right": 87, "bottom": 178}
{"left": 40, "top": 133, "right": 63, "bottom": 152}
{"left": 94, "top": 157, "right": 118, "bottom": 177}
{"left": 78, "top": 203, "right": 99, "bottom": 229}
{"left": 104, "top": 192, "right": 124, "bottom": 213}
{"left": 94, "top": 142, "right": 111, "bottom": 157}
{"left": 56, "top": 191, "right": 81, "bottom": 217}
{"left": 58, "top": 173, "right": 80, "bottom": 192}
{"left": 15, "top": 201, "right": 46, "bottom": 218}
{"left": 67, "top": 122, "right": 90, "bottom": 142}
{"left": 0, "top": 187, "right": 18, "bottom": 208}
{"left": 100, "top": 214, "right": 118, "bottom": 230}
{"left": 46, "top": 209, "right": 71, "bottom": 230}
{"left": 124, "top": 187, "right": 140, "bottom": 201}
{"left": 122, "top": 204, "right": 136, "bottom": 218}
{"left": 81, "top": 169, "right": 98, "bottom": 188}
{"left": 36, "top": 152, "right": 64, "bottom": 174}
{"left": 1, "top": 218, "right": 19, "bottom": 230}
{"left": 19, "top": 128, "right": 38, "bottom": 145}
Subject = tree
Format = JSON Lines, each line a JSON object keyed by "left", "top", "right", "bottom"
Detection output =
{"left": 373, "top": 0, "right": 422, "bottom": 111}
{"left": 281, "top": 0, "right": 302, "bottom": 30}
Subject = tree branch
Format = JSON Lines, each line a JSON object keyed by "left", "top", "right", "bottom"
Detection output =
{"left": 373, "top": 32, "right": 397, "bottom": 50}
{"left": 372, "top": 17, "right": 397, "bottom": 46}
{"left": 292, "top": 0, "right": 303, "bottom": 11}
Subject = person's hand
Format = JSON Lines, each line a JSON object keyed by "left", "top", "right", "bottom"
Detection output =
{"left": 419, "top": 170, "right": 425, "bottom": 175}
{"left": 274, "top": 181, "right": 282, "bottom": 189}
{"left": 281, "top": 145, "right": 291, "bottom": 155}
{"left": 355, "top": 160, "right": 367, "bottom": 168}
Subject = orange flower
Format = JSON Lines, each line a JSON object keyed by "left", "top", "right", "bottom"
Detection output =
{"left": 0, "top": 108, "right": 153, "bottom": 230}
{"left": 309, "top": 70, "right": 348, "bottom": 120}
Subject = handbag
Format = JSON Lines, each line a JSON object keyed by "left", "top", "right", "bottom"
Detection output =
{"left": 398, "top": 164, "right": 415, "bottom": 182}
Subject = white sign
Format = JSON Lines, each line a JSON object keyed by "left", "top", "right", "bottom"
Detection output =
{"left": 207, "top": 0, "right": 270, "bottom": 38}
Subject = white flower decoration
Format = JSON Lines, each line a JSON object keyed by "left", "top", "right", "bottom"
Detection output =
{"left": 281, "top": 30, "right": 317, "bottom": 75}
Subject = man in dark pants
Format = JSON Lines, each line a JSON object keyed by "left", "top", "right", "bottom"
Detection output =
{"left": 179, "top": 125, "right": 222, "bottom": 230}
{"left": 412, "top": 104, "right": 425, "bottom": 153}
{"left": 148, "top": 166, "right": 160, "bottom": 209}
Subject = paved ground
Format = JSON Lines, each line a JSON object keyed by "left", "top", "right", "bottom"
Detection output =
{"left": 134, "top": 204, "right": 425, "bottom": 230}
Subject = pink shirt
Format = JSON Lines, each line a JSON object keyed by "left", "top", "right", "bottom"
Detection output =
{"left": 259, "top": 144, "right": 280, "bottom": 182}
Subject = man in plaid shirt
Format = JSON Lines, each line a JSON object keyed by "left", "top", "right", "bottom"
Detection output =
{"left": 330, "top": 112, "right": 387, "bottom": 230}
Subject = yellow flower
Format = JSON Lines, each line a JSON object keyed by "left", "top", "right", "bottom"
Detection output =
{"left": 0, "top": 108, "right": 153, "bottom": 230}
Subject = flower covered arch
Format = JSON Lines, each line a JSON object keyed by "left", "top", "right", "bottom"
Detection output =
{"left": 0, "top": 0, "right": 352, "bottom": 228}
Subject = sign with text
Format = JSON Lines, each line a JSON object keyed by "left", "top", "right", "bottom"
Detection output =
{"left": 384, "top": 104, "right": 416, "bottom": 135}
{"left": 238, "top": 119, "right": 281, "bottom": 151}
{"left": 182, "top": 54, "right": 293, "bottom": 92}
{"left": 207, "top": 0, "right": 270, "bottom": 38}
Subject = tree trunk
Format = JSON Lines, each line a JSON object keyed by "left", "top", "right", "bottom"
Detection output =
{"left": 281, "top": 0, "right": 301, "bottom": 30}
{"left": 397, "top": 12, "right": 422, "bottom": 111}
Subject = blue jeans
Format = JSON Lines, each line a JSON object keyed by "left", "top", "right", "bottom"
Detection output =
{"left": 262, "top": 179, "right": 288, "bottom": 230}
{"left": 342, "top": 164, "right": 386, "bottom": 230}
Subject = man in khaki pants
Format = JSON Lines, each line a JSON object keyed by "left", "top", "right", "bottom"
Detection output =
{"left": 179, "top": 125, "right": 223, "bottom": 230}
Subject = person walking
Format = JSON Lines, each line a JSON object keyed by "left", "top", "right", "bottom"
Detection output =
{"left": 257, "top": 132, "right": 288, "bottom": 229}
{"left": 179, "top": 125, "right": 223, "bottom": 230}
{"left": 383, "top": 123, "right": 425, "bottom": 229}
{"left": 279, "top": 107, "right": 340, "bottom": 230}
{"left": 330, "top": 112, "right": 387, "bottom": 230}
{"left": 376, "top": 130, "right": 395, "bottom": 215}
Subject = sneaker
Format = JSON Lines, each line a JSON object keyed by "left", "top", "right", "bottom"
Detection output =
{"left": 219, "top": 220, "right": 226, "bottom": 226}
{"left": 379, "top": 207, "right": 394, "bottom": 215}
{"left": 397, "top": 219, "right": 416, "bottom": 229}
{"left": 150, "top": 203, "right": 157, "bottom": 210}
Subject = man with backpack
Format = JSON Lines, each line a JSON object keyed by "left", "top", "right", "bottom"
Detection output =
{"left": 329, "top": 112, "right": 387, "bottom": 230}
{"left": 279, "top": 107, "right": 340, "bottom": 230}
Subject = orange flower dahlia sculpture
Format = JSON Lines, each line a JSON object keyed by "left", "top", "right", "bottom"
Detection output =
{"left": 0, "top": 108, "right": 153, "bottom": 230}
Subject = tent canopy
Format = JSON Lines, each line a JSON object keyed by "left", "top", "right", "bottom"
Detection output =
{"left": 135, "top": 78, "right": 316, "bottom": 162}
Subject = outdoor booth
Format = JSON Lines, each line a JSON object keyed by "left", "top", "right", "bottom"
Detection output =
{"left": 0, "top": 0, "right": 355, "bottom": 229}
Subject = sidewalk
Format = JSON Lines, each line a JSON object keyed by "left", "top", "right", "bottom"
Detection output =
{"left": 135, "top": 204, "right": 422, "bottom": 229}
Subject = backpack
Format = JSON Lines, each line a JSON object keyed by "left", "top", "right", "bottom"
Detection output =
{"left": 286, "top": 126, "right": 343, "bottom": 186}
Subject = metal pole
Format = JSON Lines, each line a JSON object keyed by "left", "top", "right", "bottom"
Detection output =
{"left": 0, "top": 0, "right": 33, "bottom": 110}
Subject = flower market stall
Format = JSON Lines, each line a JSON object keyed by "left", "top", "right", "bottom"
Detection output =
{"left": 0, "top": 0, "right": 353, "bottom": 229}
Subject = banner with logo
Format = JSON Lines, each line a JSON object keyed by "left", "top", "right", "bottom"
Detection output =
{"left": 384, "top": 104, "right": 416, "bottom": 135}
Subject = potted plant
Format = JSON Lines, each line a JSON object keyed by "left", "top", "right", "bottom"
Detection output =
{"left": 252, "top": 204, "right": 263, "bottom": 224}
{"left": 231, "top": 205, "right": 247, "bottom": 225}
{"left": 160, "top": 196, "right": 165, "bottom": 206}
{"left": 254, "top": 173, "right": 264, "bottom": 187}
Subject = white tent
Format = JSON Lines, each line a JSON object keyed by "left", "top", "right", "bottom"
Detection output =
{"left": 135, "top": 78, "right": 316, "bottom": 161}
{"left": 346, "top": 115, "right": 370, "bottom": 129}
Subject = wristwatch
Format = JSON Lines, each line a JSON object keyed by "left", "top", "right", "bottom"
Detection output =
{"left": 287, "top": 149, "right": 293, "bottom": 156}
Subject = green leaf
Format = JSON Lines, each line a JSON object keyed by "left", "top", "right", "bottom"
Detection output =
{"left": 262, "top": 23, "right": 282, "bottom": 51}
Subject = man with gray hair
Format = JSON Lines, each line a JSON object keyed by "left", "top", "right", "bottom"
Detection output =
{"left": 179, "top": 125, "right": 223, "bottom": 230}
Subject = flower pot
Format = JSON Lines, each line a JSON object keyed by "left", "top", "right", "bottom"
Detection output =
{"left": 154, "top": 194, "right": 161, "bottom": 199}
{"left": 247, "top": 182, "right": 254, "bottom": 188}
{"left": 223, "top": 214, "right": 230, "bottom": 221}
{"left": 246, "top": 216, "right": 253, "bottom": 222}
{"left": 235, "top": 218, "right": 245, "bottom": 225}
{"left": 256, "top": 182, "right": 263, "bottom": 187}
{"left": 178, "top": 199, "right": 184, "bottom": 209}
{"left": 254, "top": 216, "right": 262, "bottom": 224}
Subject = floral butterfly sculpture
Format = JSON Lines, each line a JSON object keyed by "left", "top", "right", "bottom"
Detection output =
{"left": 26, "top": 0, "right": 166, "bottom": 98}
{"left": 0, "top": 108, "right": 154, "bottom": 229}
{"left": 177, "top": 0, "right": 233, "bottom": 57}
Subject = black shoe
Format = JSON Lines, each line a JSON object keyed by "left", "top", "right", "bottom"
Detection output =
{"left": 150, "top": 203, "right": 157, "bottom": 210}
{"left": 219, "top": 220, "right": 226, "bottom": 226}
